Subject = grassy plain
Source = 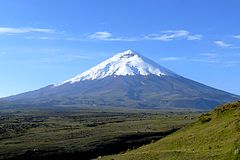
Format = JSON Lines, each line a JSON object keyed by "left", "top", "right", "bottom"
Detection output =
{"left": 0, "top": 106, "right": 199, "bottom": 160}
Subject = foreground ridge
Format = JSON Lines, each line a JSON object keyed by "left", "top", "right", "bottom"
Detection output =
{"left": 102, "top": 101, "right": 240, "bottom": 160}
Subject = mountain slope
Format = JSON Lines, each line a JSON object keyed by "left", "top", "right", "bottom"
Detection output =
{"left": 56, "top": 49, "right": 175, "bottom": 85}
{"left": 102, "top": 101, "right": 240, "bottom": 160}
{"left": 1, "top": 50, "right": 239, "bottom": 109}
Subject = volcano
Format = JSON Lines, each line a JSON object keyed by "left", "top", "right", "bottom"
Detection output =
{"left": 1, "top": 50, "right": 239, "bottom": 109}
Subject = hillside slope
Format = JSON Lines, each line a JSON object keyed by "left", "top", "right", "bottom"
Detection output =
{"left": 102, "top": 101, "right": 240, "bottom": 160}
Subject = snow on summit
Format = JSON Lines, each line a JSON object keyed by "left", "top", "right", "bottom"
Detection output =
{"left": 58, "top": 50, "right": 175, "bottom": 85}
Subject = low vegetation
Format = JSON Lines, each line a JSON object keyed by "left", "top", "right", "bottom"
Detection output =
{"left": 102, "top": 101, "right": 240, "bottom": 160}
{"left": 0, "top": 106, "right": 199, "bottom": 160}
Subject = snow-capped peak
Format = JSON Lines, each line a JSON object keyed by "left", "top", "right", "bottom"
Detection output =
{"left": 57, "top": 50, "right": 175, "bottom": 86}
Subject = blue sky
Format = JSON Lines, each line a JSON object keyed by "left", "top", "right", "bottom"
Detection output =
{"left": 0, "top": 0, "right": 240, "bottom": 97}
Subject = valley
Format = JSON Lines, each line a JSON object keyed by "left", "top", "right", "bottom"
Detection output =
{"left": 0, "top": 106, "right": 199, "bottom": 160}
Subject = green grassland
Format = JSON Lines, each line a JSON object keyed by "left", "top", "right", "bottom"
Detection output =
{"left": 102, "top": 101, "right": 240, "bottom": 160}
{"left": 0, "top": 106, "right": 199, "bottom": 160}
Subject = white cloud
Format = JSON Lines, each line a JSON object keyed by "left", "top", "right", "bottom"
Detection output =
{"left": 8, "top": 28, "right": 202, "bottom": 43}
{"left": 191, "top": 58, "right": 219, "bottom": 64}
{"left": 158, "top": 52, "right": 238, "bottom": 67}
{"left": 0, "top": 27, "right": 55, "bottom": 34}
{"left": 187, "top": 34, "right": 202, "bottom": 40}
{"left": 88, "top": 30, "right": 202, "bottom": 42}
{"left": 233, "top": 35, "right": 240, "bottom": 39}
{"left": 160, "top": 57, "right": 182, "bottom": 61}
{"left": 191, "top": 53, "right": 220, "bottom": 64}
{"left": 214, "top": 41, "right": 233, "bottom": 48}
{"left": 200, "top": 53, "right": 218, "bottom": 57}
{"left": 223, "top": 60, "right": 239, "bottom": 67}
{"left": 63, "top": 55, "right": 90, "bottom": 60}
{"left": 89, "top": 31, "right": 112, "bottom": 40}
{"left": 88, "top": 31, "right": 138, "bottom": 41}
{"left": 144, "top": 30, "right": 202, "bottom": 41}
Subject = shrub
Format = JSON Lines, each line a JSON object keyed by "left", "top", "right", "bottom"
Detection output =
{"left": 199, "top": 113, "right": 212, "bottom": 123}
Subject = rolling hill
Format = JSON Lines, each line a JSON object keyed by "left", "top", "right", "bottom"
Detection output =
{"left": 102, "top": 101, "right": 240, "bottom": 160}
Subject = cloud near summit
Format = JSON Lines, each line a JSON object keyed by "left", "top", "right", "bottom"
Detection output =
{"left": 88, "top": 30, "right": 202, "bottom": 42}
{"left": 144, "top": 30, "right": 202, "bottom": 41}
